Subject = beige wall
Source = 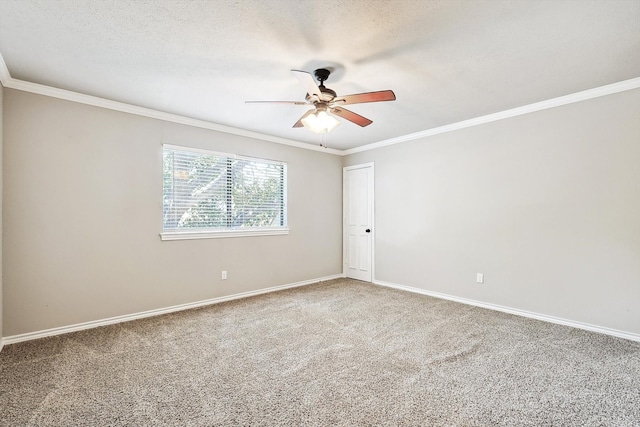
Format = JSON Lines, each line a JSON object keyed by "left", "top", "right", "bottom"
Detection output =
{"left": 3, "top": 89, "right": 343, "bottom": 336}
{"left": 4, "top": 84, "right": 640, "bottom": 339}
{"left": 344, "top": 88, "right": 640, "bottom": 335}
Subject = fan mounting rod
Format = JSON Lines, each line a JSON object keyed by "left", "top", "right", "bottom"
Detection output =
{"left": 308, "top": 68, "right": 336, "bottom": 102}
{"left": 314, "top": 68, "right": 331, "bottom": 86}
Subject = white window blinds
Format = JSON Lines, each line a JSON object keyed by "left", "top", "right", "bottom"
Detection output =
{"left": 162, "top": 145, "right": 287, "bottom": 238}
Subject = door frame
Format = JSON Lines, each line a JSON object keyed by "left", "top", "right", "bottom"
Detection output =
{"left": 343, "top": 162, "right": 375, "bottom": 282}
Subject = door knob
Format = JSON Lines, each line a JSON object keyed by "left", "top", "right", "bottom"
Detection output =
{"left": 365, "top": 229, "right": 371, "bottom": 233}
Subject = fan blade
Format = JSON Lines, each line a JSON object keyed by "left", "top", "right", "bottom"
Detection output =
{"left": 333, "top": 90, "right": 396, "bottom": 105}
{"left": 291, "top": 70, "right": 322, "bottom": 99}
{"left": 330, "top": 107, "right": 373, "bottom": 127}
{"left": 245, "top": 100, "right": 308, "bottom": 105}
{"left": 293, "top": 109, "right": 315, "bottom": 128}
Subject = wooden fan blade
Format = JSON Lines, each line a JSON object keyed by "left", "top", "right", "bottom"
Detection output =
{"left": 245, "top": 100, "right": 308, "bottom": 105}
{"left": 333, "top": 90, "right": 396, "bottom": 105}
{"left": 330, "top": 107, "right": 373, "bottom": 127}
{"left": 293, "top": 109, "right": 315, "bottom": 128}
{"left": 291, "top": 70, "right": 322, "bottom": 99}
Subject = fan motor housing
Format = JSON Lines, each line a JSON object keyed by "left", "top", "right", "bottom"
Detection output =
{"left": 306, "top": 86, "right": 336, "bottom": 103}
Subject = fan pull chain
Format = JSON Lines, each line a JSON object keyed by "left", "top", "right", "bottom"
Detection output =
{"left": 320, "top": 132, "right": 328, "bottom": 148}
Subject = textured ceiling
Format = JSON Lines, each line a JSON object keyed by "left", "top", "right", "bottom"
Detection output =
{"left": 1, "top": 0, "right": 639, "bottom": 150}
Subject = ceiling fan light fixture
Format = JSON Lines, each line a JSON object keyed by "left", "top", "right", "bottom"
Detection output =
{"left": 247, "top": 68, "right": 395, "bottom": 133}
{"left": 301, "top": 107, "right": 340, "bottom": 134}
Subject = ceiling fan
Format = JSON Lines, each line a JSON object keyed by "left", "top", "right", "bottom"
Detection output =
{"left": 246, "top": 68, "right": 396, "bottom": 134}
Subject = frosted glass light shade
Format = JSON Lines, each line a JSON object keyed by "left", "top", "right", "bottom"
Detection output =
{"left": 301, "top": 109, "right": 340, "bottom": 134}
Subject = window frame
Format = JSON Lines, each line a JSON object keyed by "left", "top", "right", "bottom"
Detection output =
{"left": 160, "top": 144, "right": 289, "bottom": 241}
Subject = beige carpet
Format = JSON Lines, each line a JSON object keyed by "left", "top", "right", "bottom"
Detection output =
{"left": 1, "top": 278, "right": 639, "bottom": 426}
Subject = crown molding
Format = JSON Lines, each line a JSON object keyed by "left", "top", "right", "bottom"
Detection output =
{"left": 343, "top": 76, "right": 640, "bottom": 155}
{"left": 0, "top": 51, "right": 11, "bottom": 86}
{"left": 5, "top": 78, "right": 343, "bottom": 155}
{"left": 0, "top": 52, "right": 341, "bottom": 155}
{"left": 2, "top": 51, "right": 639, "bottom": 156}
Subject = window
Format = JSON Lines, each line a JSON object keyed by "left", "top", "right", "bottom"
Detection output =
{"left": 161, "top": 145, "right": 288, "bottom": 240}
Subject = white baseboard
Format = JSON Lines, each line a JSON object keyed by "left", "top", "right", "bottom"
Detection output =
{"left": 1, "top": 274, "right": 345, "bottom": 348}
{"left": 373, "top": 279, "right": 640, "bottom": 343}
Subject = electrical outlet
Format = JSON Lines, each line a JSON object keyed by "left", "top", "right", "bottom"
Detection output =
{"left": 221, "top": 271, "right": 227, "bottom": 280}
{"left": 476, "top": 273, "right": 484, "bottom": 284}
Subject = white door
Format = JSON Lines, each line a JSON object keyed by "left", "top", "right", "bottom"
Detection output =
{"left": 344, "top": 164, "right": 374, "bottom": 281}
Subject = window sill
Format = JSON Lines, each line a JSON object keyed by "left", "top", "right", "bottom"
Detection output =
{"left": 160, "top": 228, "right": 290, "bottom": 241}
